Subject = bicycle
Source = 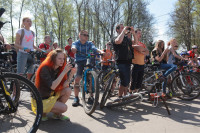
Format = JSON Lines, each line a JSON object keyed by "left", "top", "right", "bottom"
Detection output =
{"left": 77, "top": 50, "right": 103, "bottom": 115}
{"left": 99, "top": 61, "right": 143, "bottom": 109}
{"left": 0, "top": 71, "right": 43, "bottom": 133}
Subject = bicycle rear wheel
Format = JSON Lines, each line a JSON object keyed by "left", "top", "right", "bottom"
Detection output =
{"left": 100, "top": 73, "right": 119, "bottom": 109}
{"left": 0, "top": 73, "right": 43, "bottom": 133}
{"left": 171, "top": 73, "right": 200, "bottom": 100}
{"left": 106, "top": 93, "right": 142, "bottom": 108}
{"left": 81, "top": 71, "right": 99, "bottom": 115}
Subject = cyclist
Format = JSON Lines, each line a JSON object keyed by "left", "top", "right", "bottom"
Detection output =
{"left": 101, "top": 42, "right": 114, "bottom": 70}
{"left": 14, "top": 17, "right": 43, "bottom": 79}
{"left": 111, "top": 24, "right": 135, "bottom": 99}
{"left": 39, "top": 35, "right": 53, "bottom": 62}
{"left": 188, "top": 45, "right": 198, "bottom": 66}
{"left": 151, "top": 40, "right": 176, "bottom": 96}
{"left": 32, "top": 49, "right": 72, "bottom": 121}
{"left": 167, "top": 38, "right": 185, "bottom": 65}
{"left": 131, "top": 29, "right": 149, "bottom": 93}
{"left": 71, "top": 30, "right": 104, "bottom": 107}
{"left": 53, "top": 42, "right": 59, "bottom": 49}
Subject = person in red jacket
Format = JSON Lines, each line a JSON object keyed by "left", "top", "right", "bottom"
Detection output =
{"left": 65, "top": 37, "right": 74, "bottom": 58}
{"left": 39, "top": 35, "right": 53, "bottom": 62}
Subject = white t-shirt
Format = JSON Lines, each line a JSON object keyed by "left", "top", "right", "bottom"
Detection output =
{"left": 17, "top": 28, "right": 35, "bottom": 52}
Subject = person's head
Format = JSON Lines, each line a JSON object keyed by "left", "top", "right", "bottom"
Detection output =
{"left": 155, "top": 40, "right": 165, "bottom": 52}
{"left": 79, "top": 30, "right": 89, "bottom": 44}
{"left": 49, "top": 49, "right": 66, "bottom": 68}
{"left": 67, "top": 37, "right": 72, "bottom": 45}
{"left": 135, "top": 29, "right": 142, "bottom": 40}
{"left": 116, "top": 24, "right": 124, "bottom": 34}
{"left": 44, "top": 35, "right": 51, "bottom": 45}
{"left": 168, "top": 38, "right": 178, "bottom": 50}
{"left": 192, "top": 45, "right": 198, "bottom": 53}
{"left": 106, "top": 42, "right": 112, "bottom": 50}
{"left": 35, "top": 49, "right": 67, "bottom": 91}
{"left": 53, "top": 42, "right": 58, "bottom": 49}
{"left": 21, "top": 17, "right": 32, "bottom": 28}
{"left": 92, "top": 40, "right": 95, "bottom": 45}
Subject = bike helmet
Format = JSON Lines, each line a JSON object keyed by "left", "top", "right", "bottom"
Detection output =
{"left": 192, "top": 45, "right": 198, "bottom": 49}
{"left": 180, "top": 51, "right": 189, "bottom": 56}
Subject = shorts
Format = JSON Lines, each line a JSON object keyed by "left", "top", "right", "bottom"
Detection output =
{"left": 17, "top": 51, "right": 34, "bottom": 74}
{"left": 75, "top": 60, "right": 87, "bottom": 77}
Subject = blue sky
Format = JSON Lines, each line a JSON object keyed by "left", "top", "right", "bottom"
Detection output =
{"left": 147, "top": 0, "right": 178, "bottom": 43}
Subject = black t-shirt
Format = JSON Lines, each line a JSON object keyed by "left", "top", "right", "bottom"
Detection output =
{"left": 39, "top": 66, "right": 59, "bottom": 99}
{"left": 151, "top": 49, "right": 167, "bottom": 64}
{"left": 111, "top": 35, "right": 133, "bottom": 64}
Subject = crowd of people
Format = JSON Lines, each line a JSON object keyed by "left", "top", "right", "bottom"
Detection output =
{"left": 1, "top": 16, "right": 200, "bottom": 122}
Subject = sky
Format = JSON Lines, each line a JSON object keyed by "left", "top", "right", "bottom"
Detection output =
{"left": 147, "top": 0, "right": 178, "bottom": 44}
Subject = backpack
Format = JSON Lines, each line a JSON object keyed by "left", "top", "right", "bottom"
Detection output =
{"left": 15, "top": 29, "right": 35, "bottom": 52}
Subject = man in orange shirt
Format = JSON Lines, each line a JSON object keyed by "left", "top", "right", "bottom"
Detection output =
{"left": 130, "top": 29, "right": 149, "bottom": 93}
{"left": 101, "top": 42, "right": 114, "bottom": 70}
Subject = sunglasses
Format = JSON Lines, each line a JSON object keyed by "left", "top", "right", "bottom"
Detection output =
{"left": 174, "top": 46, "right": 178, "bottom": 47}
{"left": 81, "top": 34, "right": 89, "bottom": 37}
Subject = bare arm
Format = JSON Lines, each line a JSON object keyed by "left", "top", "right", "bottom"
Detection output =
{"left": 51, "top": 64, "right": 72, "bottom": 90}
{"left": 115, "top": 26, "right": 129, "bottom": 45}
{"left": 155, "top": 49, "right": 169, "bottom": 62}
{"left": 170, "top": 47, "right": 184, "bottom": 60}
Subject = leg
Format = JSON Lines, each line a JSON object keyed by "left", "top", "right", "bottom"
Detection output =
{"left": 58, "top": 87, "right": 72, "bottom": 103}
{"left": 135, "top": 65, "right": 145, "bottom": 91}
{"left": 51, "top": 101, "right": 68, "bottom": 115}
{"left": 130, "top": 65, "right": 139, "bottom": 92}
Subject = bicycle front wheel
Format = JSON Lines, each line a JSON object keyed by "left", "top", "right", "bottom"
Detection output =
{"left": 171, "top": 73, "right": 200, "bottom": 100}
{"left": 81, "top": 70, "right": 99, "bottom": 115}
{"left": 0, "top": 73, "right": 43, "bottom": 133}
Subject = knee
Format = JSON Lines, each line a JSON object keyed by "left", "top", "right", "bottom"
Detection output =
{"left": 61, "top": 104, "right": 68, "bottom": 113}
{"left": 62, "top": 87, "right": 72, "bottom": 96}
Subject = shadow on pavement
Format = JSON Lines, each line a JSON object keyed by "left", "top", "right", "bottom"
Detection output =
{"left": 90, "top": 97, "right": 200, "bottom": 129}
{"left": 39, "top": 120, "right": 92, "bottom": 133}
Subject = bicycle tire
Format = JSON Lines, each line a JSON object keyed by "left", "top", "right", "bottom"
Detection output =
{"left": 0, "top": 73, "right": 43, "bottom": 133}
{"left": 171, "top": 73, "right": 200, "bottom": 101}
{"left": 106, "top": 93, "right": 142, "bottom": 108}
{"left": 1, "top": 77, "right": 20, "bottom": 105}
{"left": 100, "top": 73, "right": 116, "bottom": 109}
{"left": 81, "top": 71, "right": 99, "bottom": 115}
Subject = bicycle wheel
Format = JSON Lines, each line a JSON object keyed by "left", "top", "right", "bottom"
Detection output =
{"left": 81, "top": 70, "right": 99, "bottom": 115}
{"left": 100, "top": 73, "right": 117, "bottom": 109}
{"left": 171, "top": 73, "right": 200, "bottom": 100}
{"left": 106, "top": 93, "right": 142, "bottom": 108}
{"left": 1, "top": 77, "right": 20, "bottom": 105}
{"left": 0, "top": 73, "right": 43, "bottom": 133}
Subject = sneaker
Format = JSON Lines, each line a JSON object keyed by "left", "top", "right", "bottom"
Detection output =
{"left": 113, "top": 96, "right": 123, "bottom": 103}
{"left": 52, "top": 114, "right": 70, "bottom": 121}
{"left": 87, "top": 96, "right": 94, "bottom": 105}
{"left": 72, "top": 97, "right": 79, "bottom": 107}
{"left": 42, "top": 116, "right": 48, "bottom": 121}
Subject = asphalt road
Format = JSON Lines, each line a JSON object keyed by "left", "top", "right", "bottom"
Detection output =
{"left": 37, "top": 92, "right": 200, "bottom": 133}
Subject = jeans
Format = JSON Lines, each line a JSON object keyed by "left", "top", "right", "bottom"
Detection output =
{"left": 160, "top": 63, "right": 177, "bottom": 93}
{"left": 131, "top": 64, "right": 144, "bottom": 90}
{"left": 117, "top": 63, "right": 131, "bottom": 87}
{"left": 17, "top": 51, "right": 34, "bottom": 74}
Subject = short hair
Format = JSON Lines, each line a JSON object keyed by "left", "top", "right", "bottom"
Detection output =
{"left": 115, "top": 24, "right": 123, "bottom": 32}
{"left": 135, "top": 29, "right": 141, "bottom": 33}
{"left": 44, "top": 35, "right": 51, "bottom": 40}
{"left": 79, "top": 30, "right": 88, "bottom": 35}
{"left": 67, "top": 37, "right": 72, "bottom": 42}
